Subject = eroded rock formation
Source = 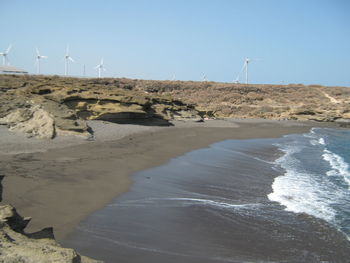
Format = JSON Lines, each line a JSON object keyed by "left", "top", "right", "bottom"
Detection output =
{"left": 1, "top": 75, "right": 349, "bottom": 138}
{"left": 0, "top": 75, "right": 201, "bottom": 138}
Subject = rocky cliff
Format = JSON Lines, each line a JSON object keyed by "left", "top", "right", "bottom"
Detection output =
{"left": 0, "top": 75, "right": 349, "bottom": 138}
{"left": 0, "top": 75, "right": 200, "bottom": 139}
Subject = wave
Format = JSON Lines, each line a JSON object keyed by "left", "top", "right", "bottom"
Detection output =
{"left": 323, "top": 149, "right": 350, "bottom": 188}
{"left": 267, "top": 143, "right": 338, "bottom": 222}
{"left": 268, "top": 129, "right": 350, "bottom": 241}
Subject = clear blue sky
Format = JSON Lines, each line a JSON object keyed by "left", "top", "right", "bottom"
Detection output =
{"left": 1, "top": 0, "right": 350, "bottom": 86}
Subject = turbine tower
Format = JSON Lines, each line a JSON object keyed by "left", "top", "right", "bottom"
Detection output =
{"left": 0, "top": 44, "right": 12, "bottom": 65}
{"left": 35, "top": 48, "right": 48, "bottom": 74}
{"left": 245, "top": 58, "right": 250, "bottom": 84}
{"left": 95, "top": 59, "right": 106, "bottom": 78}
{"left": 64, "top": 45, "right": 75, "bottom": 76}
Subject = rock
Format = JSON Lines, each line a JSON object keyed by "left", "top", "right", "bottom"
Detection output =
{"left": 342, "top": 112, "right": 350, "bottom": 119}
{"left": 0, "top": 105, "right": 55, "bottom": 139}
{"left": 0, "top": 204, "right": 102, "bottom": 263}
{"left": 0, "top": 75, "right": 203, "bottom": 138}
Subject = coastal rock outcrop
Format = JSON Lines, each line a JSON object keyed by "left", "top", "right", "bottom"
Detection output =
{"left": 0, "top": 105, "right": 55, "bottom": 139}
{"left": 0, "top": 75, "right": 201, "bottom": 138}
{"left": 0, "top": 204, "right": 102, "bottom": 263}
{"left": 1, "top": 75, "right": 349, "bottom": 138}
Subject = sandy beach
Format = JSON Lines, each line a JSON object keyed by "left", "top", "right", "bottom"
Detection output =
{"left": 0, "top": 119, "right": 337, "bottom": 241}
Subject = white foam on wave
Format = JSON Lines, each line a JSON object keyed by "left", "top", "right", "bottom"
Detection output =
{"left": 323, "top": 149, "right": 350, "bottom": 188}
{"left": 268, "top": 142, "right": 338, "bottom": 223}
{"left": 304, "top": 129, "right": 326, "bottom": 146}
{"left": 111, "top": 197, "right": 260, "bottom": 211}
{"left": 163, "top": 197, "right": 260, "bottom": 210}
{"left": 318, "top": 137, "right": 326, "bottom": 145}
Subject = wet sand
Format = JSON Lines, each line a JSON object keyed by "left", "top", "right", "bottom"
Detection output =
{"left": 62, "top": 138, "right": 350, "bottom": 262}
{"left": 0, "top": 119, "right": 335, "bottom": 241}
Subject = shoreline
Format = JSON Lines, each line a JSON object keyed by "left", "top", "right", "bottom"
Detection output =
{"left": 0, "top": 119, "right": 339, "bottom": 241}
{"left": 62, "top": 128, "right": 350, "bottom": 263}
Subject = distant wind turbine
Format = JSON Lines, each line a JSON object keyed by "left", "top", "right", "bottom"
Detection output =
{"left": 203, "top": 74, "right": 207, "bottom": 82}
{"left": 35, "top": 48, "right": 48, "bottom": 74}
{"left": 172, "top": 74, "right": 176, "bottom": 81}
{"left": 0, "top": 44, "right": 12, "bottom": 65}
{"left": 95, "top": 59, "right": 106, "bottom": 78}
{"left": 234, "top": 58, "right": 261, "bottom": 84}
{"left": 64, "top": 45, "right": 75, "bottom": 76}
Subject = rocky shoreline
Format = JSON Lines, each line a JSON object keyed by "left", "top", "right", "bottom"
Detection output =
{"left": 0, "top": 74, "right": 349, "bottom": 262}
{"left": 1, "top": 75, "right": 349, "bottom": 139}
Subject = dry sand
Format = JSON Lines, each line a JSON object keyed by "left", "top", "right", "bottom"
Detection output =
{"left": 0, "top": 119, "right": 337, "bottom": 240}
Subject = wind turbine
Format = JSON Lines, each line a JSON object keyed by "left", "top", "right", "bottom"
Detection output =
{"left": 64, "top": 45, "right": 75, "bottom": 76}
{"left": 0, "top": 44, "right": 12, "bottom": 65}
{"left": 234, "top": 58, "right": 260, "bottom": 84}
{"left": 203, "top": 74, "right": 207, "bottom": 82}
{"left": 35, "top": 48, "right": 48, "bottom": 74}
{"left": 95, "top": 59, "right": 106, "bottom": 78}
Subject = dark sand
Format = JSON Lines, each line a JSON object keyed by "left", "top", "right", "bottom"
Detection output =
{"left": 0, "top": 119, "right": 336, "bottom": 242}
{"left": 62, "top": 138, "right": 350, "bottom": 263}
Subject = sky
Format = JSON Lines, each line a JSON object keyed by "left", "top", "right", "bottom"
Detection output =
{"left": 1, "top": 0, "right": 350, "bottom": 86}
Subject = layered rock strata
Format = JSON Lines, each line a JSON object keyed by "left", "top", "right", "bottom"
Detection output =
{"left": 0, "top": 75, "right": 200, "bottom": 138}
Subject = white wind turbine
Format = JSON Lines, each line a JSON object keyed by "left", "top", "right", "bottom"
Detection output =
{"left": 64, "top": 46, "right": 75, "bottom": 76}
{"left": 234, "top": 58, "right": 261, "bottom": 84}
{"left": 203, "top": 73, "right": 207, "bottom": 82}
{"left": 35, "top": 48, "right": 48, "bottom": 74}
{"left": 0, "top": 44, "right": 12, "bottom": 65}
{"left": 95, "top": 59, "right": 106, "bottom": 78}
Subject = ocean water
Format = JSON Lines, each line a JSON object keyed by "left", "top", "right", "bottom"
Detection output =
{"left": 63, "top": 128, "right": 350, "bottom": 263}
{"left": 268, "top": 128, "right": 350, "bottom": 241}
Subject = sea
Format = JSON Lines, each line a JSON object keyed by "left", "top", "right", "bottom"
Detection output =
{"left": 62, "top": 128, "right": 350, "bottom": 263}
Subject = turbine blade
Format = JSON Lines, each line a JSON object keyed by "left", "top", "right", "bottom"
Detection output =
{"left": 42, "top": 56, "right": 48, "bottom": 59}
{"left": 69, "top": 57, "right": 75, "bottom": 62}
{"left": 95, "top": 65, "right": 100, "bottom": 69}
{"left": 66, "top": 45, "right": 69, "bottom": 55}
{"left": 36, "top": 48, "right": 40, "bottom": 56}
{"left": 6, "top": 44, "right": 12, "bottom": 54}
